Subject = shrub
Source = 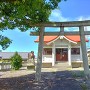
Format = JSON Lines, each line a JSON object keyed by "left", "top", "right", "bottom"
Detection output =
{"left": 10, "top": 52, "right": 22, "bottom": 70}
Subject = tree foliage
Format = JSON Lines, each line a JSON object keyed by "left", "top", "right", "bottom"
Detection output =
{"left": 0, "top": 0, "right": 62, "bottom": 31}
{"left": 0, "top": 0, "right": 64, "bottom": 50}
{"left": 0, "top": 35, "right": 12, "bottom": 50}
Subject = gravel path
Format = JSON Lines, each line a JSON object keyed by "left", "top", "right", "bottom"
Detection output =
{"left": 50, "top": 71, "right": 82, "bottom": 90}
{"left": 0, "top": 69, "right": 88, "bottom": 90}
{"left": 0, "top": 70, "right": 35, "bottom": 78}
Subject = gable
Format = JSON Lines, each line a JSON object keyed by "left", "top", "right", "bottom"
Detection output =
{"left": 35, "top": 35, "right": 88, "bottom": 44}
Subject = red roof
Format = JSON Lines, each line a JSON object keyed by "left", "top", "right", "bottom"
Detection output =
{"left": 35, "top": 35, "right": 88, "bottom": 43}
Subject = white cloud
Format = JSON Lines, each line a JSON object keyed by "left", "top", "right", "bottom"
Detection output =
{"left": 49, "top": 9, "right": 69, "bottom": 22}
{"left": 76, "top": 16, "right": 90, "bottom": 21}
{"left": 49, "top": 9, "right": 90, "bottom": 29}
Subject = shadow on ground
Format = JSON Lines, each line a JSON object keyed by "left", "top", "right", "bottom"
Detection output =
{"left": 0, "top": 70, "right": 89, "bottom": 90}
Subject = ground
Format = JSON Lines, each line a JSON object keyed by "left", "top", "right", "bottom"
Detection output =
{"left": 0, "top": 68, "right": 90, "bottom": 90}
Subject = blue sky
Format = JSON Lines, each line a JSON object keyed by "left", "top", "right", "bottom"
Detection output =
{"left": 1, "top": 0, "right": 90, "bottom": 56}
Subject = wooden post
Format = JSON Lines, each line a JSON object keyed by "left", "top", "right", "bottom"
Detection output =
{"left": 79, "top": 26, "right": 90, "bottom": 77}
{"left": 35, "top": 27, "right": 44, "bottom": 82}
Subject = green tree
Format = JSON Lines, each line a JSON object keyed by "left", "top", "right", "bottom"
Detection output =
{"left": 0, "top": 0, "right": 65, "bottom": 81}
{"left": 0, "top": 0, "right": 64, "bottom": 50}
{"left": 0, "top": 35, "right": 12, "bottom": 50}
{"left": 10, "top": 52, "right": 22, "bottom": 70}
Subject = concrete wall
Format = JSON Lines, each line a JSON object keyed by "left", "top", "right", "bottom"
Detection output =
{"left": 42, "top": 55, "right": 52, "bottom": 63}
{"left": 71, "top": 55, "right": 81, "bottom": 61}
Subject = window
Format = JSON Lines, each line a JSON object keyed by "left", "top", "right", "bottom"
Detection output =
{"left": 71, "top": 48, "right": 80, "bottom": 55}
{"left": 43, "top": 48, "right": 52, "bottom": 55}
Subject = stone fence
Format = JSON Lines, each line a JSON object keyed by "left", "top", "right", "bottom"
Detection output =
{"left": 0, "top": 62, "right": 11, "bottom": 70}
{"left": 0, "top": 60, "right": 35, "bottom": 71}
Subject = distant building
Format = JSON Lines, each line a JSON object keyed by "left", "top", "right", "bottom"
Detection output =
{"left": 0, "top": 52, "right": 29, "bottom": 60}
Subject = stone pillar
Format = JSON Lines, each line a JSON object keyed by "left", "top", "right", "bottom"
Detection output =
{"left": 35, "top": 27, "right": 44, "bottom": 82}
{"left": 80, "top": 45, "right": 82, "bottom": 61}
{"left": 68, "top": 45, "right": 71, "bottom": 66}
{"left": 79, "top": 26, "right": 90, "bottom": 76}
{"left": 52, "top": 43, "right": 55, "bottom": 66}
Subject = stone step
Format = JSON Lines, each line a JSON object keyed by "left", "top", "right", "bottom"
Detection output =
{"left": 53, "top": 62, "right": 70, "bottom": 68}
{"left": 54, "top": 65, "right": 69, "bottom": 67}
{"left": 55, "top": 63, "right": 69, "bottom": 65}
{"left": 53, "top": 65, "right": 70, "bottom": 67}
{"left": 55, "top": 63, "right": 69, "bottom": 66}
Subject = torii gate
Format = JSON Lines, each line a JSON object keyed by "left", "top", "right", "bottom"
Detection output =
{"left": 31, "top": 20, "right": 90, "bottom": 81}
